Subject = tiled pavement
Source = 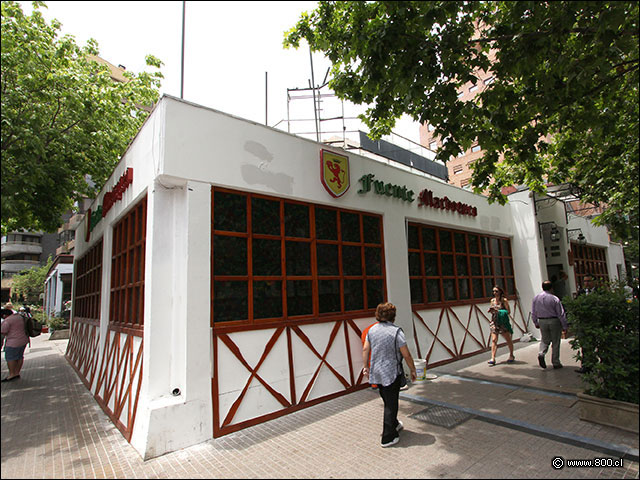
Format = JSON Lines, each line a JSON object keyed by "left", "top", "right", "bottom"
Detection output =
{"left": 1, "top": 334, "right": 638, "bottom": 479}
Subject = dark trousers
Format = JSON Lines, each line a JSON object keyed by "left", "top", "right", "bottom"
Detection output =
{"left": 378, "top": 374, "right": 402, "bottom": 443}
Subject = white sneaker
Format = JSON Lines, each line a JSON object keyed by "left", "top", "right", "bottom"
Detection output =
{"left": 396, "top": 421, "right": 404, "bottom": 432}
{"left": 381, "top": 436, "right": 399, "bottom": 448}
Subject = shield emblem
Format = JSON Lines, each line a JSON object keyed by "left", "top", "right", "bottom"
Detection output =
{"left": 320, "top": 150, "right": 350, "bottom": 198}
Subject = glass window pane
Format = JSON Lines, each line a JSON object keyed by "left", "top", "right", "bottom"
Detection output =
{"left": 252, "top": 197, "right": 280, "bottom": 236}
{"left": 504, "top": 258, "right": 513, "bottom": 276}
{"left": 366, "top": 279, "right": 384, "bottom": 309}
{"left": 286, "top": 241, "right": 310, "bottom": 276}
{"left": 501, "top": 239, "right": 511, "bottom": 257}
{"left": 456, "top": 255, "right": 468, "bottom": 276}
{"left": 342, "top": 245, "right": 362, "bottom": 276}
{"left": 493, "top": 257, "right": 503, "bottom": 276}
{"left": 506, "top": 278, "right": 515, "bottom": 295}
{"left": 458, "top": 278, "right": 470, "bottom": 299}
{"left": 214, "top": 281, "right": 248, "bottom": 322}
{"left": 365, "top": 247, "right": 382, "bottom": 276}
{"left": 253, "top": 238, "right": 281, "bottom": 276}
{"left": 470, "top": 256, "right": 481, "bottom": 276}
{"left": 454, "top": 233, "right": 466, "bottom": 253}
{"left": 468, "top": 234, "right": 479, "bottom": 254}
{"left": 253, "top": 280, "right": 282, "bottom": 319}
{"left": 424, "top": 253, "right": 439, "bottom": 276}
{"left": 214, "top": 191, "right": 246, "bottom": 232}
{"left": 340, "top": 211, "right": 360, "bottom": 242}
{"left": 472, "top": 278, "right": 484, "bottom": 299}
{"left": 443, "top": 279, "right": 456, "bottom": 301}
{"left": 410, "top": 279, "right": 423, "bottom": 304}
{"left": 213, "top": 236, "right": 247, "bottom": 276}
{"left": 317, "top": 244, "right": 339, "bottom": 276}
{"left": 441, "top": 254, "right": 454, "bottom": 276}
{"left": 439, "top": 230, "right": 452, "bottom": 252}
{"left": 362, "top": 215, "right": 381, "bottom": 244}
{"left": 422, "top": 228, "right": 436, "bottom": 251}
{"left": 484, "top": 278, "right": 494, "bottom": 299}
{"left": 315, "top": 207, "right": 338, "bottom": 240}
{"left": 287, "top": 280, "right": 313, "bottom": 317}
{"left": 483, "top": 257, "right": 492, "bottom": 276}
{"left": 407, "top": 225, "right": 420, "bottom": 249}
{"left": 490, "top": 238, "right": 500, "bottom": 256}
{"left": 318, "top": 280, "right": 341, "bottom": 313}
{"left": 426, "top": 279, "right": 441, "bottom": 303}
{"left": 344, "top": 280, "right": 364, "bottom": 311}
{"left": 481, "top": 237, "right": 490, "bottom": 255}
{"left": 408, "top": 251, "right": 421, "bottom": 276}
{"left": 284, "top": 203, "right": 309, "bottom": 238}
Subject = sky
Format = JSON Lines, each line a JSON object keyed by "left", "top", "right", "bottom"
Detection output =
{"left": 18, "top": 1, "right": 424, "bottom": 144}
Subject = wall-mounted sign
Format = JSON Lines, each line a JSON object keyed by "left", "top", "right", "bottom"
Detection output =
{"left": 320, "top": 150, "right": 350, "bottom": 198}
{"left": 83, "top": 168, "right": 133, "bottom": 242}
{"left": 103, "top": 167, "right": 134, "bottom": 217}
{"left": 84, "top": 206, "right": 104, "bottom": 242}
{"left": 357, "top": 173, "right": 415, "bottom": 202}
{"left": 417, "top": 189, "right": 477, "bottom": 217}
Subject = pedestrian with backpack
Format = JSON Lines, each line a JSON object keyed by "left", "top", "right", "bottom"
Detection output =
{"left": 0, "top": 308, "right": 29, "bottom": 382}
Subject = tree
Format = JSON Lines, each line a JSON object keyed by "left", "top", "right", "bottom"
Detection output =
{"left": 1, "top": 1, "right": 163, "bottom": 235}
{"left": 11, "top": 255, "right": 52, "bottom": 304}
{"left": 284, "top": 1, "right": 639, "bottom": 238}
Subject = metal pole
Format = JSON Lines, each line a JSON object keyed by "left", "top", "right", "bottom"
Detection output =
{"left": 309, "top": 47, "right": 319, "bottom": 142}
{"left": 265, "top": 72, "right": 268, "bottom": 125}
{"left": 180, "top": 1, "right": 186, "bottom": 99}
{"left": 287, "top": 89, "right": 291, "bottom": 133}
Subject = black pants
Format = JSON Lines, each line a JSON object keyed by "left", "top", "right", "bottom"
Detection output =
{"left": 378, "top": 374, "right": 402, "bottom": 443}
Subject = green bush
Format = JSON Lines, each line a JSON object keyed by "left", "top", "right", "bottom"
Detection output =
{"left": 47, "top": 316, "right": 68, "bottom": 331}
{"left": 565, "top": 284, "right": 639, "bottom": 404}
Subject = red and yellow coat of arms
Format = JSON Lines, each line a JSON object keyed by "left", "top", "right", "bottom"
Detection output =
{"left": 320, "top": 150, "right": 350, "bottom": 198}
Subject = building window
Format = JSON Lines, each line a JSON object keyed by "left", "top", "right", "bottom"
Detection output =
{"left": 453, "top": 165, "right": 463, "bottom": 175}
{"left": 74, "top": 239, "right": 103, "bottom": 321}
{"left": 109, "top": 196, "right": 147, "bottom": 332}
{"left": 471, "top": 145, "right": 481, "bottom": 153}
{"left": 429, "top": 141, "right": 437, "bottom": 150}
{"left": 572, "top": 244, "right": 608, "bottom": 288}
{"left": 211, "top": 188, "right": 386, "bottom": 325}
{"left": 457, "top": 91, "right": 464, "bottom": 98}
{"left": 469, "top": 84, "right": 478, "bottom": 93}
{"left": 408, "top": 223, "right": 516, "bottom": 307}
{"left": 427, "top": 124, "right": 435, "bottom": 132}
{"left": 460, "top": 179, "right": 471, "bottom": 189}
{"left": 484, "top": 76, "right": 494, "bottom": 85}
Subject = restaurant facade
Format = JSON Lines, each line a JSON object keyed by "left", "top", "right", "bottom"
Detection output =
{"left": 66, "top": 95, "right": 626, "bottom": 459}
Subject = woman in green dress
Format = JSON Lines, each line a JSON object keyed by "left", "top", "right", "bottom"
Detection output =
{"left": 487, "top": 286, "right": 515, "bottom": 366}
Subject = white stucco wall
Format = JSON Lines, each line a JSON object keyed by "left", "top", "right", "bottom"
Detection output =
{"left": 72, "top": 95, "right": 624, "bottom": 459}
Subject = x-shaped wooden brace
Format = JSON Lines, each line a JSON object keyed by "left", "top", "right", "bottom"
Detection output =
{"left": 219, "top": 327, "right": 290, "bottom": 429}
{"left": 291, "top": 322, "right": 351, "bottom": 404}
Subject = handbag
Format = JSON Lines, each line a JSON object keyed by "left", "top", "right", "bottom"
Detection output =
{"left": 395, "top": 327, "right": 407, "bottom": 387}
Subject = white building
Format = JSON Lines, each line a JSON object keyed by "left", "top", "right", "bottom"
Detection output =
{"left": 67, "top": 95, "right": 626, "bottom": 459}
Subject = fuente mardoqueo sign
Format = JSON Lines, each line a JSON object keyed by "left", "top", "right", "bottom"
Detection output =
{"left": 357, "top": 173, "right": 477, "bottom": 217}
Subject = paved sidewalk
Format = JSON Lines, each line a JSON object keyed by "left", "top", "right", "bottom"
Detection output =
{"left": 1, "top": 334, "right": 638, "bottom": 479}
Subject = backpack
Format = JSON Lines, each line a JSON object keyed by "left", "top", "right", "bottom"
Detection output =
{"left": 22, "top": 314, "right": 43, "bottom": 338}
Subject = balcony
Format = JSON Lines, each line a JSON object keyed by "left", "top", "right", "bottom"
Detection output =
{"left": 1, "top": 242, "right": 43, "bottom": 256}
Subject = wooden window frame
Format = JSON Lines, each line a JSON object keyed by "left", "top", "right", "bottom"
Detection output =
{"left": 109, "top": 196, "right": 147, "bottom": 335}
{"left": 74, "top": 238, "right": 103, "bottom": 323}
{"left": 211, "top": 187, "right": 387, "bottom": 329}
{"left": 572, "top": 243, "right": 608, "bottom": 288}
{"left": 408, "top": 222, "right": 516, "bottom": 308}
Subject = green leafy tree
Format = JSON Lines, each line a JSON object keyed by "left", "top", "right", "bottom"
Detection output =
{"left": 1, "top": 1, "right": 163, "bottom": 234}
{"left": 284, "top": 1, "right": 639, "bottom": 238}
{"left": 11, "top": 255, "right": 52, "bottom": 304}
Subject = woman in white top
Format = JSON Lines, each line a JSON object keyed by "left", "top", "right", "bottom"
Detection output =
{"left": 362, "top": 302, "right": 416, "bottom": 447}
